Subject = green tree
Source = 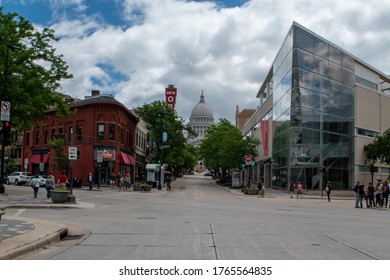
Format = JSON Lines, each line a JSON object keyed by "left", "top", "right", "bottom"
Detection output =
{"left": 199, "top": 119, "right": 259, "bottom": 176}
{"left": 0, "top": 8, "right": 73, "bottom": 131}
{"left": 134, "top": 101, "right": 196, "bottom": 174}
{"left": 49, "top": 138, "right": 68, "bottom": 172}
{"left": 364, "top": 128, "right": 390, "bottom": 165}
{"left": 5, "top": 159, "right": 18, "bottom": 174}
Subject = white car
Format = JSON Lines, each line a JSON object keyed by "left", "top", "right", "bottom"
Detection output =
{"left": 6, "top": 172, "right": 34, "bottom": 185}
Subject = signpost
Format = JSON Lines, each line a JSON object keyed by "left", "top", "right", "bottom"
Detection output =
{"left": 1, "top": 101, "right": 10, "bottom": 121}
{"left": 68, "top": 147, "right": 77, "bottom": 160}
{"left": 244, "top": 155, "right": 252, "bottom": 166}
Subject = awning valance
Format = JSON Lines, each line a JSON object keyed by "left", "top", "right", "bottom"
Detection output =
{"left": 30, "top": 154, "right": 49, "bottom": 163}
{"left": 119, "top": 152, "right": 135, "bottom": 165}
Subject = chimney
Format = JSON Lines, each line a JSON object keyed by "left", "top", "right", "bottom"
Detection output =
{"left": 91, "top": 90, "right": 100, "bottom": 96}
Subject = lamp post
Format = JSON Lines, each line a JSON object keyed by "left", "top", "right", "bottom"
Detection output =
{"left": 157, "top": 112, "right": 166, "bottom": 190}
{"left": 97, "top": 132, "right": 103, "bottom": 189}
{"left": 0, "top": 45, "right": 21, "bottom": 192}
{"left": 67, "top": 128, "right": 76, "bottom": 203}
{"left": 369, "top": 162, "right": 375, "bottom": 185}
{"left": 365, "top": 160, "right": 375, "bottom": 184}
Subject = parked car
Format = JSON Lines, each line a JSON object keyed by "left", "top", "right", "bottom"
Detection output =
{"left": 6, "top": 172, "right": 34, "bottom": 185}
{"left": 204, "top": 172, "right": 213, "bottom": 176}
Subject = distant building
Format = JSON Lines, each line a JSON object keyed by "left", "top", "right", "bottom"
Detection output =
{"left": 235, "top": 105, "right": 256, "bottom": 131}
{"left": 187, "top": 91, "right": 214, "bottom": 146}
{"left": 187, "top": 91, "right": 214, "bottom": 173}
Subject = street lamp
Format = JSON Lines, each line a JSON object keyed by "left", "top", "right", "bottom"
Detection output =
{"left": 0, "top": 44, "right": 22, "bottom": 192}
{"left": 157, "top": 111, "right": 166, "bottom": 190}
{"left": 365, "top": 160, "right": 375, "bottom": 184}
{"left": 67, "top": 128, "right": 76, "bottom": 203}
{"left": 97, "top": 132, "right": 103, "bottom": 189}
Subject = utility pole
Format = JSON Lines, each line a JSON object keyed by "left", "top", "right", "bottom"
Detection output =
{"left": 67, "top": 128, "right": 76, "bottom": 203}
{"left": 0, "top": 45, "right": 21, "bottom": 193}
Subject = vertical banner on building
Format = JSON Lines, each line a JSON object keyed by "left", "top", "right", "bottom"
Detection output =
{"left": 260, "top": 120, "right": 269, "bottom": 156}
{"left": 165, "top": 84, "right": 177, "bottom": 110}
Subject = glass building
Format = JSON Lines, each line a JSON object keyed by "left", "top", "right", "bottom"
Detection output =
{"left": 244, "top": 22, "right": 390, "bottom": 190}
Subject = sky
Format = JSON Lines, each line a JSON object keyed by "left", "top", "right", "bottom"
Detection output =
{"left": 1, "top": 0, "right": 390, "bottom": 124}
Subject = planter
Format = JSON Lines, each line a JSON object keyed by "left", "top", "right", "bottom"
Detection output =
{"left": 51, "top": 190, "right": 70, "bottom": 203}
{"left": 245, "top": 189, "right": 258, "bottom": 195}
{"left": 133, "top": 185, "right": 142, "bottom": 191}
{"left": 142, "top": 185, "right": 151, "bottom": 192}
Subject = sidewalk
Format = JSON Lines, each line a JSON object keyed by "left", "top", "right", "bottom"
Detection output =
{"left": 0, "top": 185, "right": 94, "bottom": 260}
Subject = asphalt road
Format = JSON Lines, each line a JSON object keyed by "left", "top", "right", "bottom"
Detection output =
{"left": 6, "top": 174, "right": 390, "bottom": 260}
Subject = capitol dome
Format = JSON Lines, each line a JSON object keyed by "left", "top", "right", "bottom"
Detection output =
{"left": 188, "top": 91, "right": 214, "bottom": 145}
{"left": 190, "top": 93, "right": 214, "bottom": 120}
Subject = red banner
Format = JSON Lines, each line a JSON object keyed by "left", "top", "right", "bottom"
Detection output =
{"left": 260, "top": 120, "right": 269, "bottom": 156}
{"left": 165, "top": 85, "right": 177, "bottom": 110}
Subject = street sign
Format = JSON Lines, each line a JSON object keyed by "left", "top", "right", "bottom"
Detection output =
{"left": 244, "top": 155, "right": 252, "bottom": 166}
{"left": 68, "top": 146, "right": 77, "bottom": 160}
{"left": 1, "top": 101, "right": 10, "bottom": 121}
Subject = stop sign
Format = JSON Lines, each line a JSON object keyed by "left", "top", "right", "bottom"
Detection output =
{"left": 244, "top": 155, "right": 252, "bottom": 165}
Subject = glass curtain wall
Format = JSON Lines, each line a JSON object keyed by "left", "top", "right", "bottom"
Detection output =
{"left": 272, "top": 25, "right": 355, "bottom": 189}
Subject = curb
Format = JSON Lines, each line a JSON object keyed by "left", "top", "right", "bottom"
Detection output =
{"left": 0, "top": 228, "right": 68, "bottom": 260}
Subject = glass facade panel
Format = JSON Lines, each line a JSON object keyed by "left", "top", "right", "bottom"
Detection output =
{"left": 329, "top": 45, "right": 341, "bottom": 64}
{"left": 272, "top": 25, "right": 355, "bottom": 190}
{"left": 298, "top": 68, "right": 314, "bottom": 90}
{"left": 296, "top": 48, "right": 313, "bottom": 71}
{"left": 341, "top": 53, "right": 354, "bottom": 70}
{"left": 329, "top": 61, "right": 341, "bottom": 82}
{"left": 313, "top": 74, "right": 330, "bottom": 94}
{"left": 313, "top": 37, "right": 328, "bottom": 58}
{"left": 296, "top": 28, "right": 313, "bottom": 53}
{"left": 341, "top": 68, "right": 354, "bottom": 86}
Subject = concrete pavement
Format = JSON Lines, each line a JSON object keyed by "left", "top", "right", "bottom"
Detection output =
{"left": 0, "top": 185, "right": 94, "bottom": 260}
{"left": 0, "top": 181, "right": 358, "bottom": 260}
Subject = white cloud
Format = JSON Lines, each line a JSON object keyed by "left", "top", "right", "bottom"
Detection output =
{"left": 45, "top": 0, "right": 390, "bottom": 123}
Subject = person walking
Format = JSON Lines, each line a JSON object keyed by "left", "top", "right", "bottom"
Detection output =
{"left": 257, "top": 179, "right": 263, "bottom": 198}
{"left": 325, "top": 181, "right": 332, "bottom": 202}
{"left": 166, "top": 175, "right": 172, "bottom": 191}
{"left": 87, "top": 172, "right": 94, "bottom": 191}
{"left": 289, "top": 180, "right": 295, "bottom": 199}
{"left": 296, "top": 181, "right": 303, "bottom": 199}
{"left": 260, "top": 183, "right": 265, "bottom": 198}
{"left": 119, "top": 175, "right": 125, "bottom": 192}
{"left": 368, "top": 182, "right": 375, "bottom": 207}
{"left": 375, "top": 180, "right": 383, "bottom": 207}
{"left": 124, "top": 172, "right": 131, "bottom": 191}
{"left": 116, "top": 173, "right": 121, "bottom": 189}
{"left": 353, "top": 181, "right": 360, "bottom": 208}
{"left": 358, "top": 182, "right": 368, "bottom": 208}
{"left": 45, "top": 173, "right": 55, "bottom": 198}
{"left": 382, "top": 181, "right": 389, "bottom": 208}
{"left": 30, "top": 175, "right": 40, "bottom": 199}
{"left": 109, "top": 172, "right": 115, "bottom": 189}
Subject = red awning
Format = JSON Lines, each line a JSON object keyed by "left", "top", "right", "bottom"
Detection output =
{"left": 119, "top": 152, "right": 135, "bottom": 165}
{"left": 30, "top": 154, "right": 49, "bottom": 163}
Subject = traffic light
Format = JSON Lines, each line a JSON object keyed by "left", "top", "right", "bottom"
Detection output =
{"left": 2, "top": 121, "right": 11, "bottom": 146}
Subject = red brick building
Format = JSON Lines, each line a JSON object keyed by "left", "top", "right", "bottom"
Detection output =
{"left": 22, "top": 91, "right": 139, "bottom": 185}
